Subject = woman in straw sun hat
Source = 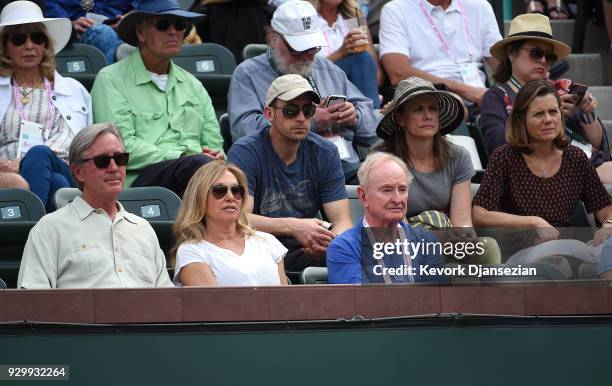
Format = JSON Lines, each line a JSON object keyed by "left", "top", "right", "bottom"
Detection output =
{"left": 480, "top": 13, "right": 611, "bottom": 183}
{"left": 373, "top": 76, "right": 475, "bottom": 229}
{"left": 0, "top": 0, "right": 92, "bottom": 210}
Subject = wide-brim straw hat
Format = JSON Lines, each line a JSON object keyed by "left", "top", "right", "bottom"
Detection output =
{"left": 376, "top": 77, "right": 466, "bottom": 140}
{"left": 490, "top": 14, "right": 570, "bottom": 62}
{"left": 0, "top": 1, "right": 71, "bottom": 53}
{"left": 117, "top": 0, "right": 206, "bottom": 46}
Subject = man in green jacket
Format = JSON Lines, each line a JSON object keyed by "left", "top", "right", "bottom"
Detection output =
{"left": 91, "top": 0, "right": 223, "bottom": 196}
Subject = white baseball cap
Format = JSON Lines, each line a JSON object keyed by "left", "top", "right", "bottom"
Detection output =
{"left": 271, "top": 0, "right": 327, "bottom": 52}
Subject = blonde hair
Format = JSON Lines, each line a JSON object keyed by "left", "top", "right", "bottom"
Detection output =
{"left": 308, "top": 0, "right": 363, "bottom": 19}
{"left": 171, "top": 160, "right": 254, "bottom": 266}
{"left": 0, "top": 23, "right": 56, "bottom": 80}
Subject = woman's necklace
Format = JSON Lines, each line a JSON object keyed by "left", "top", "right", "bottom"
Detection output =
{"left": 15, "top": 78, "right": 43, "bottom": 105}
{"left": 19, "top": 85, "right": 36, "bottom": 105}
{"left": 526, "top": 152, "right": 556, "bottom": 178}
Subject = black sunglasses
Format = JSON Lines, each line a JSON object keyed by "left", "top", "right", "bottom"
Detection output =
{"left": 82, "top": 152, "right": 130, "bottom": 168}
{"left": 154, "top": 18, "right": 189, "bottom": 32}
{"left": 280, "top": 35, "right": 321, "bottom": 56}
{"left": 270, "top": 103, "right": 316, "bottom": 119}
{"left": 210, "top": 184, "right": 245, "bottom": 200}
{"left": 10, "top": 32, "right": 47, "bottom": 46}
{"left": 522, "top": 46, "right": 557, "bottom": 65}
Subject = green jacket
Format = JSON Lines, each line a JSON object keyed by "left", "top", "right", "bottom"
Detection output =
{"left": 91, "top": 50, "right": 223, "bottom": 186}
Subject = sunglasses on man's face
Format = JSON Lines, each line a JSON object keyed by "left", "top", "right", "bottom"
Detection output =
{"left": 154, "top": 18, "right": 189, "bottom": 32}
{"left": 210, "top": 184, "right": 245, "bottom": 200}
{"left": 9, "top": 32, "right": 47, "bottom": 46}
{"left": 270, "top": 103, "right": 316, "bottom": 119}
{"left": 280, "top": 36, "right": 321, "bottom": 56}
{"left": 82, "top": 152, "right": 130, "bottom": 169}
{"left": 521, "top": 46, "right": 557, "bottom": 65}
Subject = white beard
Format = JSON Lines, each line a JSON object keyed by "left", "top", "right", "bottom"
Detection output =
{"left": 270, "top": 45, "right": 314, "bottom": 77}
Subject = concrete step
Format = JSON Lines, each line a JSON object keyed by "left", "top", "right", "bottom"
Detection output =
{"left": 589, "top": 86, "right": 612, "bottom": 120}
{"left": 564, "top": 53, "right": 602, "bottom": 86}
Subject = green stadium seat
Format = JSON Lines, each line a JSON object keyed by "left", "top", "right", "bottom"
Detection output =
{"left": 345, "top": 185, "right": 363, "bottom": 223}
{"left": 52, "top": 186, "right": 180, "bottom": 220}
{"left": 56, "top": 43, "right": 108, "bottom": 91}
{"left": 0, "top": 221, "right": 36, "bottom": 288}
{"left": 0, "top": 188, "right": 45, "bottom": 222}
{"left": 299, "top": 267, "right": 328, "bottom": 284}
{"left": 172, "top": 43, "right": 236, "bottom": 117}
{"left": 242, "top": 44, "right": 267, "bottom": 62}
{"left": 219, "top": 113, "right": 232, "bottom": 153}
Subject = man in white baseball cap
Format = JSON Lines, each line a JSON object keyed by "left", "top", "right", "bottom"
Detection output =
{"left": 229, "top": 0, "right": 380, "bottom": 185}
{"left": 228, "top": 74, "right": 352, "bottom": 273}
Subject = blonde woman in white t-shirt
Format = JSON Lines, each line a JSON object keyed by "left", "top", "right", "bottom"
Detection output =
{"left": 172, "top": 160, "right": 289, "bottom": 286}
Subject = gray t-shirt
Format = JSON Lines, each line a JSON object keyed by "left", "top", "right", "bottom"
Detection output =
{"left": 406, "top": 144, "right": 475, "bottom": 217}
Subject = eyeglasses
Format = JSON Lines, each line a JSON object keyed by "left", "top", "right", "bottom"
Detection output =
{"left": 280, "top": 35, "right": 321, "bottom": 56}
{"left": 210, "top": 184, "right": 245, "bottom": 200}
{"left": 270, "top": 103, "right": 316, "bottom": 119}
{"left": 521, "top": 46, "right": 557, "bottom": 65}
{"left": 81, "top": 152, "right": 130, "bottom": 168}
{"left": 154, "top": 18, "right": 189, "bottom": 32}
{"left": 9, "top": 32, "right": 47, "bottom": 46}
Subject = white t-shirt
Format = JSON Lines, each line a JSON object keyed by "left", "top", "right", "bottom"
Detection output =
{"left": 148, "top": 71, "right": 168, "bottom": 91}
{"left": 379, "top": 0, "right": 501, "bottom": 86}
{"left": 174, "top": 231, "right": 287, "bottom": 286}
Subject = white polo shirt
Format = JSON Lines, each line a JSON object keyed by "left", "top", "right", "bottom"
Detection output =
{"left": 379, "top": 0, "right": 501, "bottom": 86}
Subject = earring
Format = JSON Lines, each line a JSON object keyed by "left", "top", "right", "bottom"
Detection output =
{"left": 398, "top": 126, "right": 404, "bottom": 134}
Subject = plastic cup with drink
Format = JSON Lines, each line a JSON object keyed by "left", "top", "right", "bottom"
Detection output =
{"left": 343, "top": 13, "right": 369, "bottom": 54}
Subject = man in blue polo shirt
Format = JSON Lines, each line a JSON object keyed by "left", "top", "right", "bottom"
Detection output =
{"left": 327, "top": 152, "right": 444, "bottom": 284}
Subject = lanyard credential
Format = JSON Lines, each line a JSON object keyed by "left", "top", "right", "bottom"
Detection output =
{"left": 362, "top": 219, "right": 415, "bottom": 284}
{"left": 416, "top": 0, "right": 475, "bottom": 63}
{"left": 12, "top": 77, "right": 56, "bottom": 140}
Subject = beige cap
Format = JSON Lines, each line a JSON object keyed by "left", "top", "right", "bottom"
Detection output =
{"left": 265, "top": 74, "right": 321, "bottom": 106}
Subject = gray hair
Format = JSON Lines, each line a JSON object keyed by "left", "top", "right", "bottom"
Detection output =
{"left": 357, "top": 152, "right": 412, "bottom": 188}
{"left": 69, "top": 123, "right": 124, "bottom": 189}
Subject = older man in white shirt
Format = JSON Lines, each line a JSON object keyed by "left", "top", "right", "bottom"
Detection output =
{"left": 17, "top": 123, "right": 173, "bottom": 289}
{"left": 379, "top": 0, "right": 501, "bottom": 106}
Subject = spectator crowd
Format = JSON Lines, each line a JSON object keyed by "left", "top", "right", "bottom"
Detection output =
{"left": 0, "top": 0, "right": 610, "bottom": 289}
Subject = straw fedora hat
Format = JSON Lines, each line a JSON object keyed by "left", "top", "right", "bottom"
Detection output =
{"left": 490, "top": 14, "right": 570, "bottom": 62}
{"left": 0, "top": 1, "right": 71, "bottom": 53}
{"left": 376, "top": 77, "right": 465, "bottom": 140}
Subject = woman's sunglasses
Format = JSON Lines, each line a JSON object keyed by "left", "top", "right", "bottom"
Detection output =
{"left": 521, "top": 46, "right": 557, "bottom": 65}
{"left": 270, "top": 103, "right": 316, "bottom": 119}
{"left": 82, "top": 152, "right": 130, "bottom": 169}
{"left": 154, "top": 18, "right": 189, "bottom": 32}
{"left": 210, "top": 184, "right": 245, "bottom": 200}
{"left": 10, "top": 32, "right": 47, "bottom": 46}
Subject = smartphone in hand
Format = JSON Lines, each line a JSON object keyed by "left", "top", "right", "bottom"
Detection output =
{"left": 569, "top": 82, "right": 588, "bottom": 104}
{"left": 324, "top": 95, "right": 347, "bottom": 108}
